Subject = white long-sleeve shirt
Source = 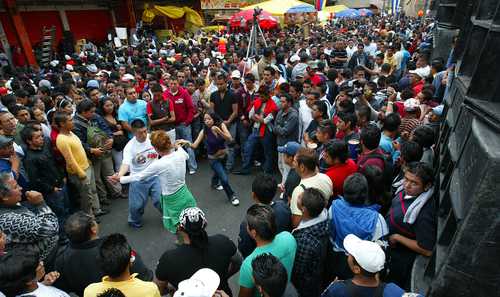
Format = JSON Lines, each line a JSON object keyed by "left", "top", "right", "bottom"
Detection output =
{"left": 120, "top": 147, "right": 188, "bottom": 195}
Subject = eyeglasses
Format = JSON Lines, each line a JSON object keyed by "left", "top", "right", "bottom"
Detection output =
{"left": 127, "top": 92, "right": 136, "bottom": 95}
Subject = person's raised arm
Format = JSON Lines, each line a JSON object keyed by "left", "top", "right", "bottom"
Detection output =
{"left": 217, "top": 123, "right": 233, "bottom": 142}
{"left": 120, "top": 161, "right": 161, "bottom": 184}
{"left": 190, "top": 130, "right": 205, "bottom": 149}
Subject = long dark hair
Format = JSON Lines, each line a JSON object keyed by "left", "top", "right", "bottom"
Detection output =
{"left": 203, "top": 111, "right": 223, "bottom": 132}
{"left": 97, "top": 97, "right": 117, "bottom": 118}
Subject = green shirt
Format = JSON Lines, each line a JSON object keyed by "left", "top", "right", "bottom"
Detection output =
{"left": 239, "top": 231, "right": 297, "bottom": 294}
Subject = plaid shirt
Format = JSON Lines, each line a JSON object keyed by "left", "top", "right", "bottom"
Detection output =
{"left": 292, "top": 212, "right": 330, "bottom": 297}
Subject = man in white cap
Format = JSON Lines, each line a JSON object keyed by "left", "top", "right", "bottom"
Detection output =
{"left": 173, "top": 269, "right": 220, "bottom": 297}
{"left": 400, "top": 98, "right": 423, "bottom": 140}
{"left": 321, "top": 234, "right": 410, "bottom": 297}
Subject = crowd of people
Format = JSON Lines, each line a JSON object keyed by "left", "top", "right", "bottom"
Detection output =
{"left": 0, "top": 11, "right": 452, "bottom": 297}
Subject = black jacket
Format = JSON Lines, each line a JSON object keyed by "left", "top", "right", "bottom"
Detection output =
{"left": 53, "top": 236, "right": 153, "bottom": 296}
{"left": 23, "top": 138, "right": 65, "bottom": 195}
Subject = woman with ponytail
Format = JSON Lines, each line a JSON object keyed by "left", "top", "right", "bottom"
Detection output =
{"left": 155, "top": 207, "right": 241, "bottom": 296}
{"left": 118, "top": 130, "right": 196, "bottom": 233}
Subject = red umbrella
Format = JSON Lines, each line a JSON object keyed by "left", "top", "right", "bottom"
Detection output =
{"left": 229, "top": 10, "right": 278, "bottom": 30}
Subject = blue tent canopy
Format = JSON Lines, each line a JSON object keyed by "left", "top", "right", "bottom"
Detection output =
{"left": 358, "top": 8, "right": 373, "bottom": 16}
{"left": 335, "top": 8, "right": 360, "bottom": 18}
{"left": 286, "top": 4, "right": 316, "bottom": 14}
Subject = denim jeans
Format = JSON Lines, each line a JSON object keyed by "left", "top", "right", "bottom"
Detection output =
{"left": 128, "top": 176, "right": 162, "bottom": 226}
{"left": 237, "top": 119, "right": 251, "bottom": 158}
{"left": 175, "top": 123, "right": 198, "bottom": 171}
{"left": 225, "top": 122, "right": 238, "bottom": 171}
{"left": 45, "top": 184, "right": 70, "bottom": 240}
{"left": 111, "top": 149, "right": 123, "bottom": 172}
{"left": 209, "top": 158, "right": 235, "bottom": 200}
{"left": 242, "top": 128, "right": 275, "bottom": 174}
{"left": 278, "top": 152, "right": 291, "bottom": 185}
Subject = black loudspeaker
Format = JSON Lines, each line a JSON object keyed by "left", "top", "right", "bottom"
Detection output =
{"left": 413, "top": 1, "right": 500, "bottom": 296}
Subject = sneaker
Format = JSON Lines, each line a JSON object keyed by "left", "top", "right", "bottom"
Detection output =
{"left": 231, "top": 196, "right": 240, "bottom": 206}
{"left": 189, "top": 170, "right": 196, "bottom": 175}
{"left": 94, "top": 209, "right": 110, "bottom": 217}
{"left": 253, "top": 160, "right": 261, "bottom": 167}
{"left": 211, "top": 184, "right": 224, "bottom": 191}
{"left": 128, "top": 222, "right": 143, "bottom": 229}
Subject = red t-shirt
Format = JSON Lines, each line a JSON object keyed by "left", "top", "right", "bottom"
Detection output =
{"left": 412, "top": 80, "right": 424, "bottom": 96}
{"left": 325, "top": 159, "right": 358, "bottom": 197}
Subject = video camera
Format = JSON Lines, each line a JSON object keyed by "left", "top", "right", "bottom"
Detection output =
{"left": 253, "top": 7, "right": 263, "bottom": 18}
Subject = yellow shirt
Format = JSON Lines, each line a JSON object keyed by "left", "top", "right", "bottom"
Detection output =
{"left": 56, "top": 132, "right": 89, "bottom": 178}
{"left": 84, "top": 274, "right": 160, "bottom": 297}
{"left": 384, "top": 54, "right": 397, "bottom": 71}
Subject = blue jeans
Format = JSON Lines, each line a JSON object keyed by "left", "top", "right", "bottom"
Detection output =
{"left": 128, "top": 176, "right": 162, "bottom": 226}
{"left": 237, "top": 119, "right": 251, "bottom": 159}
{"left": 242, "top": 128, "right": 275, "bottom": 174}
{"left": 225, "top": 122, "right": 237, "bottom": 171}
{"left": 45, "top": 184, "right": 70, "bottom": 240}
{"left": 176, "top": 123, "right": 198, "bottom": 171}
{"left": 209, "top": 158, "right": 235, "bottom": 200}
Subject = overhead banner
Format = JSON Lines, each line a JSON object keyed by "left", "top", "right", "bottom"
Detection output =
{"left": 201, "top": 0, "right": 263, "bottom": 10}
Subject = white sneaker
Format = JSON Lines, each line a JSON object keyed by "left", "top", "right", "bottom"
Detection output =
{"left": 216, "top": 185, "right": 224, "bottom": 191}
{"left": 253, "top": 160, "right": 261, "bottom": 167}
{"left": 231, "top": 196, "right": 240, "bottom": 206}
{"left": 189, "top": 170, "right": 196, "bottom": 175}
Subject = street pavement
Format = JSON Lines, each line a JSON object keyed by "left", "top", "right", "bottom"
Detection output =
{"left": 99, "top": 158, "right": 271, "bottom": 293}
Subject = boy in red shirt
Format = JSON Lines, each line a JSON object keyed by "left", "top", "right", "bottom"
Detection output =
{"left": 324, "top": 139, "right": 358, "bottom": 198}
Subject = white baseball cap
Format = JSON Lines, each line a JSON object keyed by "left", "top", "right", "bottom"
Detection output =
{"left": 404, "top": 98, "right": 420, "bottom": 112}
{"left": 343, "top": 234, "right": 385, "bottom": 273}
{"left": 290, "top": 55, "right": 300, "bottom": 63}
{"left": 173, "top": 268, "right": 220, "bottom": 297}
{"left": 409, "top": 66, "right": 430, "bottom": 78}
{"left": 231, "top": 70, "right": 241, "bottom": 79}
{"left": 121, "top": 73, "right": 135, "bottom": 82}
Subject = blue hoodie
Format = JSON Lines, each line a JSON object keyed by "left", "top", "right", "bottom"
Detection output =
{"left": 329, "top": 198, "right": 380, "bottom": 251}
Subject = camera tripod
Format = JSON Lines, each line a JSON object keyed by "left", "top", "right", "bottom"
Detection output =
{"left": 245, "top": 8, "right": 268, "bottom": 59}
{"left": 242, "top": 8, "right": 268, "bottom": 76}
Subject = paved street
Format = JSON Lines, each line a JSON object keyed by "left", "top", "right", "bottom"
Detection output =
{"left": 99, "top": 159, "right": 268, "bottom": 292}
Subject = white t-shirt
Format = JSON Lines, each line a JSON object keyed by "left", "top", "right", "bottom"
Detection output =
{"left": 364, "top": 43, "right": 378, "bottom": 57}
{"left": 121, "top": 147, "right": 188, "bottom": 195}
{"left": 298, "top": 99, "right": 313, "bottom": 145}
{"left": 291, "top": 173, "right": 333, "bottom": 215}
{"left": 122, "top": 135, "right": 158, "bottom": 175}
{"left": 18, "top": 283, "right": 70, "bottom": 297}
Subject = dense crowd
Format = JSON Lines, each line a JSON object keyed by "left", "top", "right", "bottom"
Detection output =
{"left": 0, "top": 12, "right": 451, "bottom": 297}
